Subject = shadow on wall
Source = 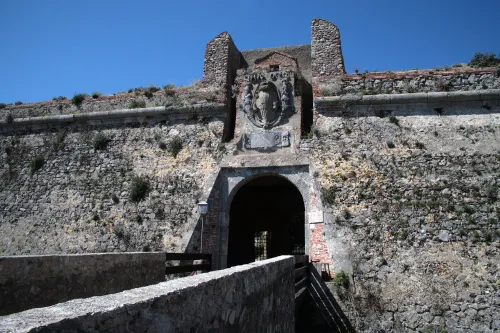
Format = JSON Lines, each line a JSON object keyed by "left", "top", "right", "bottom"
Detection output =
{"left": 296, "top": 264, "right": 356, "bottom": 333}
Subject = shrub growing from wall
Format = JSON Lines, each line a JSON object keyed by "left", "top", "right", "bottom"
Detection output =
{"left": 72, "top": 93, "right": 88, "bottom": 108}
{"left": 29, "top": 156, "right": 45, "bottom": 176}
{"left": 129, "top": 99, "right": 146, "bottom": 109}
{"left": 92, "top": 133, "right": 110, "bottom": 150}
{"left": 468, "top": 52, "right": 499, "bottom": 68}
{"left": 130, "top": 176, "right": 150, "bottom": 202}
{"left": 168, "top": 137, "right": 183, "bottom": 158}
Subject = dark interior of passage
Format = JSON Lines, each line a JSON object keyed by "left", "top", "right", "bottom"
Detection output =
{"left": 227, "top": 175, "right": 305, "bottom": 268}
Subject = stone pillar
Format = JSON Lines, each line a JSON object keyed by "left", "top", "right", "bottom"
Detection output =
{"left": 202, "top": 32, "right": 241, "bottom": 92}
{"left": 202, "top": 31, "right": 241, "bottom": 141}
{"left": 311, "top": 18, "right": 346, "bottom": 78}
{"left": 311, "top": 19, "right": 346, "bottom": 109}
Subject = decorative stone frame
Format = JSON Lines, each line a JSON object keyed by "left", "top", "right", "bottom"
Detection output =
{"left": 215, "top": 165, "right": 323, "bottom": 269}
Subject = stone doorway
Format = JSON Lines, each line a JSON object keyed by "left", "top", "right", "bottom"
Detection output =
{"left": 227, "top": 175, "right": 305, "bottom": 268}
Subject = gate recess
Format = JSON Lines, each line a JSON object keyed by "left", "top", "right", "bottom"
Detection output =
{"left": 165, "top": 253, "right": 212, "bottom": 274}
{"left": 294, "top": 255, "right": 309, "bottom": 309}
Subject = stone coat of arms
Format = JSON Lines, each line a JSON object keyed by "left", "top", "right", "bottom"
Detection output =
{"left": 242, "top": 72, "right": 293, "bottom": 129}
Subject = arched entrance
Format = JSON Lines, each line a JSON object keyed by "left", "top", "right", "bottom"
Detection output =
{"left": 227, "top": 175, "right": 305, "bottom": 268}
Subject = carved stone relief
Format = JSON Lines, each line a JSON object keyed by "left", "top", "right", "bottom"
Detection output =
{"left": 242, "top": 72, "right": 294, "bottom": 129}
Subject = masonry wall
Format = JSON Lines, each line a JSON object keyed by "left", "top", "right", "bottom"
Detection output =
{"left": 1, "top": 17, "right": 499, "bottom": 333}
{"left": 305, "top": 100, "right": 500, "bottom": 332}
{"left": 316, "top": 67, "right": 500, "bottom": 97}
{"left": 0, "top": 114, "right": 227, "bottom": 256}
{"left": 0, "top": 256, "right": 295, "bottom": 333}
{"left": 0, "top": 86, "right": 224, "bottom": 120}
{"left": 0, "top": 252, "right": 165, "bottom": 315}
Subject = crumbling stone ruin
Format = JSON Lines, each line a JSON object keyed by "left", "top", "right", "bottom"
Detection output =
{"left": 1, "top": 18, "right": 499, "bottom": 332}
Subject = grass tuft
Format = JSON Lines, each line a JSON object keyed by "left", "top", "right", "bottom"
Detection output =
{"left": 321, "top": 187, "right": 336, "bottom": 206}
{"left": 53, "top": 130, "right": 67, "bottom": 151}
{"left": 130, "top": 175, "right": 150, "bottom": 202}
{"left": 333, "top": 270, "right": 349, "bottom": 288}
{"left": 129, "top": 99, "right": 146, "bottom": 109}
{"left": 167, "top": 137, "right": 183, "bottom": 158}
{"left": 29, "top": 156, "right": 45, "bottom": 176}
{"left": 389, "top": 116, "right": 400, "bottom": 126}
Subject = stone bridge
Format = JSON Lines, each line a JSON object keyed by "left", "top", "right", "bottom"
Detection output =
{"left": 0, "top": 254, "right": 353, "bottom": 332}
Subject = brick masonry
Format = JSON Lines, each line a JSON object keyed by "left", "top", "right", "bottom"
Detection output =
{"left": 310, "top": 223, "right": 331, "bottom": 264}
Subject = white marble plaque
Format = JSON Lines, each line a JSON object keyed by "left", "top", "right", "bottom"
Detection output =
{"left": 308, "top": 211, "right": 323, "bottom": 223}
{"left": 244, "top": 131, "right": 290, "bottom": 149}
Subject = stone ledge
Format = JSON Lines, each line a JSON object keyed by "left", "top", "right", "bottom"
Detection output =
{"left": 0, "top": 103, "right": 226, "bottom": 130}
{"left": 315, "top": 89, "right": 500, "bottom": 107}
{"left": 221, "top": 153, "right": 310, "bottom": 168}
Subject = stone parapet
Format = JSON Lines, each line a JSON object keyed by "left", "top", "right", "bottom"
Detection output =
{"left": 0, "top": 252, "right": 165, "bottom": 315}
{"left": 315, "top": 68, "right": 500, "bottom": 97}
{"left": 0, "top": 103, "right": 226, "bottom": 134}
{"left": 0, "top": 256, "right": 295, "bottom": 333}
{"left": 0, "top": 87, "right": 225, "bottom": 120}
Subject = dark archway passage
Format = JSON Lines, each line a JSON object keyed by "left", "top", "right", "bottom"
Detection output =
{"left": 227, "top": 175, "right": 305, "bottom": 268}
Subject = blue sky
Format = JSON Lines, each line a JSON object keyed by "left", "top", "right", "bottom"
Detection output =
{"left": 1, "top": 0, "right": 498, "bottom": 103}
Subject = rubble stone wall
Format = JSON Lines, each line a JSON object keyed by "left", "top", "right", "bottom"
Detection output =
{"left": 316, "top": 68, "right": 500, "bottom": 97}
{"left": 0, "top": 113, "right": 228, "bottom": 256}
{"left": 305, "top": 100, "right": 500, "bottom": 333}
{"left": 202, "top": 32, "right": 241, "bottom": 91}
{"left": 311, "top": 19, "right": 345, "bottom": 78}
{"left": 0, "top": 87, "right": 225, "bottom": 120}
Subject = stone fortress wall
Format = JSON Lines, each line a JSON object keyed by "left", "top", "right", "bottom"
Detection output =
{"left": 0, "top": 114, "right": 226, "bottom": 255}
{"left": 0, "top": 256, "right": 295, "bottom": 333}
{"left": 1, "top": 18, "right": 499, "bottom": 333}
{"left": 307, "top": 19, "right": 500, "bottom": 333}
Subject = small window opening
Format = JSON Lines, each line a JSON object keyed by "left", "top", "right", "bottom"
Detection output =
{"left": 254, "top": 231, "right": 269, "bottom": 261}
{"left": 270, "top": 64, "right": 280, "bottom": 72}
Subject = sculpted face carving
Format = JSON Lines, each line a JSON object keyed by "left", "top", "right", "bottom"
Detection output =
{"left": 242, "top": 72, "right": 293, "bottom": 129}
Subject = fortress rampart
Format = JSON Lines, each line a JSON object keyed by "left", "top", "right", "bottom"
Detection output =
{"left": 1, "top": 18, "right": 499, "bottom": 333}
